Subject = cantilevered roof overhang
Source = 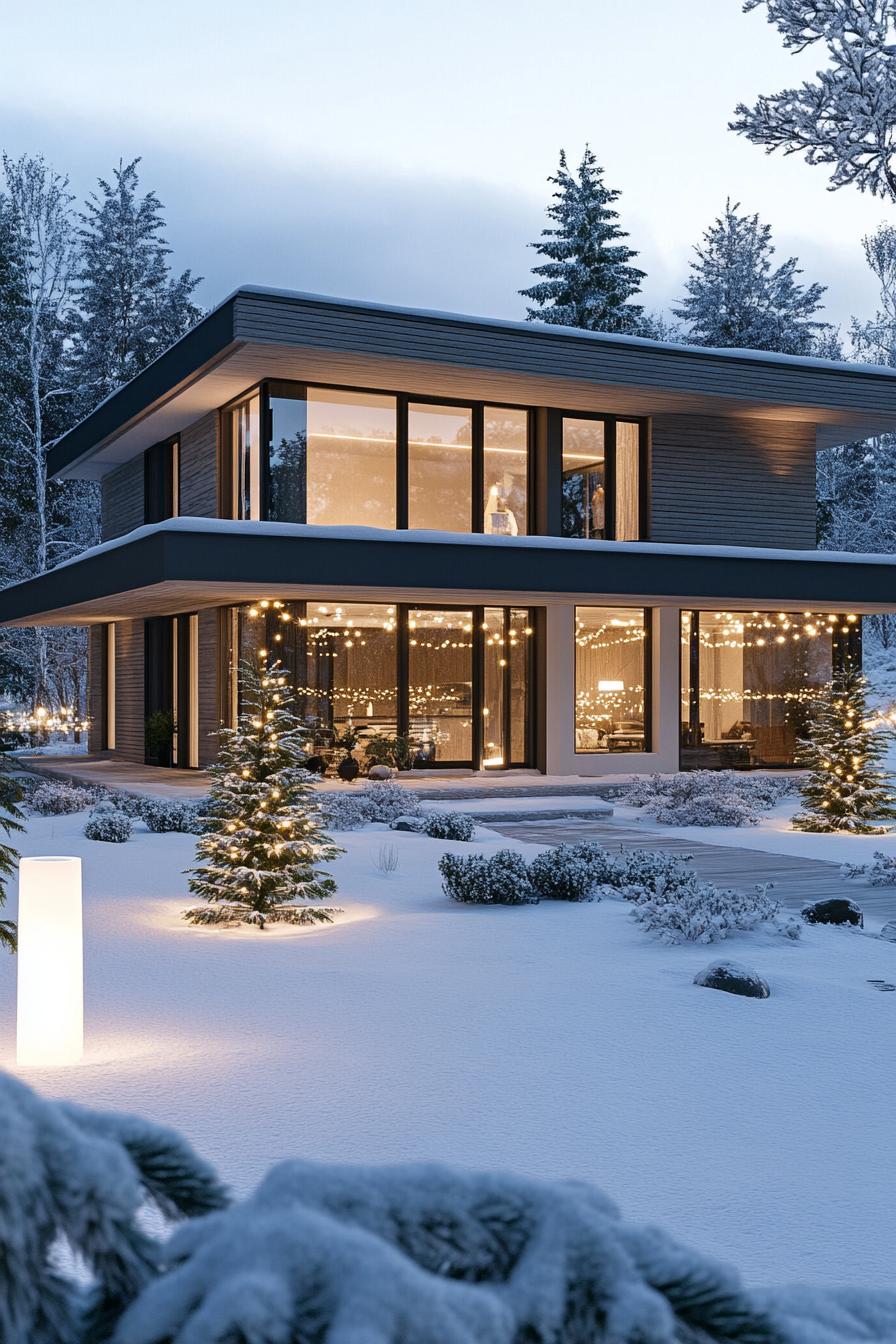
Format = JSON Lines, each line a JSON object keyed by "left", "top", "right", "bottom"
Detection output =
{"left": 48, "top": 287, "right": 896, "bottom": 479}
{"left": 2, "top": 520, "right": 896, "bottom": 626}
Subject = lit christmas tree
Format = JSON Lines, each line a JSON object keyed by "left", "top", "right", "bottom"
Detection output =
{"left": 184, "top": 660, "right": 342, "bottom": 928}
{"left": 793, "top": 659, "right": 896, "bottom": 834}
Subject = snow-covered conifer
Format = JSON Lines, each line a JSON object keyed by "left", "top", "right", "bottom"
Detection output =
{"left": 794, "top": 658, "right": 896, "bottom": 832}
{"left": 184, "top": 660, "right": 342, "bottom": 928}
{"left": 673, "top": 199, "right": 830, "bottom": 353}
{"left": 521, "top": 146, "right": 645, "bottom": 333}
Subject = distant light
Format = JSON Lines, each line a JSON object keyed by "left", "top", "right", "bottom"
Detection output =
{"left": 17, "top": 857, "right": 83, "bottom": 1067}
{"left": 597, "top": 680, "right": 625, "bottom": 692}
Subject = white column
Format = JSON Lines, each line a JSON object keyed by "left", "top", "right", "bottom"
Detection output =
{"left": 16, "top": 857, "right": 83, "bottom": 1067}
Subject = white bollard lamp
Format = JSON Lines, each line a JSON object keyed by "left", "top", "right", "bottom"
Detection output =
{"left": 16, "top": 857, "right": 83, "bottom": 1067}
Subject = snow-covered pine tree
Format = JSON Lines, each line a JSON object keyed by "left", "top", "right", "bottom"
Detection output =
{"left": 520, "top": 146, "right": 645, "bottom": 334}
{"left": 71, "top": 158, "right": 202, "bottom": 410}
{"left": 793, "top": 657, "right": 896, "bottom": 833}
{"left": 673, "top": 199, "right": 830, "bottom": 353}
{"left": 0, "top": 751, "right": 22, "bottom": 952}
{"left": 731, "top": 0, "right": 896, "bottom": 201}
{"left": 184, "top": 661, "right": 342, "bottom": 929}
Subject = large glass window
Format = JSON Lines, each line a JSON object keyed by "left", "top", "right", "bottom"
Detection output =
{"left": 483, "top": 407, "right": 528, "bottom": 536}
{"left": 232, "top": 394, "right": 261, "bottom": 519}
{"left": 408, "top": 403, "right": 473, "bottom": 532}
{"left": 680, "top": 611, "right": 852, "bottom": 770}
{"left": 408, "top": 608, "right": 474, "bottom": 762}
{"left": 561, "top": 416, "right": 644, "bottom": 540}
{"left": 575, "top": 607, "right": 649, "bottom": 753}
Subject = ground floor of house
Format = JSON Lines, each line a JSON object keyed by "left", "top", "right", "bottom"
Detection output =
{"left": 86, "top": 599, "right": 863, "bottom": 778}
{"left": 1, "top": 521, "right": 891, "bottom": 779}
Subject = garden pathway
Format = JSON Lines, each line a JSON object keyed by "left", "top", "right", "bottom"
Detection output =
{"left": 491, "top": 815, "right": 896, "bottom": 923}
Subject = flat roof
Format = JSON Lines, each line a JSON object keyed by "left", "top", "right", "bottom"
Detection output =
{"left": 2, "top": 519, "right": 895, "bottom": 625}
{"left": 50, "top": 287, "right": 896, "bottom": 479}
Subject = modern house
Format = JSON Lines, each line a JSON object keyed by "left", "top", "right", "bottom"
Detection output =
{"left": 1, "top": 286, "right": 896, "bottom": 778}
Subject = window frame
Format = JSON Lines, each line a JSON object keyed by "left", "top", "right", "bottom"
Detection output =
{"left": 573, "top": 604, "right": 653, "bottom": 755}
{"left": 559, "top": 412, "right": 649, "bottom": 542}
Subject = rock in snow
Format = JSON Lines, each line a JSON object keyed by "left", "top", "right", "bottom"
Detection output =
{"left": 879, "top": 921, "right": 896, "bottom": 943}
{"left": 694, "top": 961, "right": 770, "bottom": 999}
{"left": 801, "top": 898, "right": 863, "bottom": 927}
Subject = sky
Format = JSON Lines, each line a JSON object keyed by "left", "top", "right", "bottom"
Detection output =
{"left": 1, "top": 0, "right": 892, "bottom": 331}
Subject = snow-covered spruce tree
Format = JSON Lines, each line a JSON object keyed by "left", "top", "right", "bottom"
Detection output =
{"left": 0, "top": 751, "right": 22, "bottom": 951}
{"left": 521, "top": 146, "right": 646, "bottom": 334}
{"left": 673, "top": 199, "right": 830, "bottom": 354}
{"left": 184, "top": 661, "right": 342, "bottom": 928}
{"left": 71, "top": 158, "right": 202, "bottom": 411}
{"left": 731, "top": 0, "right": 896, "bottom": 201}
{"left": 793, "top": 659, "right": 896, "bottom": 833}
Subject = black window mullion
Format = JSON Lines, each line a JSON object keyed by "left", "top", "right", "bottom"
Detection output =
{"left": 472, "top": 405, "right": 484, "bottom": 532}
{"left": 397, "top": 605, "right": 409, "bottom": 737}
{"left": 605, "top": 417, "right": 617, "bottom": 540}
{"left": 260, "top": 383, "right": 272, "bottom": 520}
{"left": 472, "top": 606, "right": 484, "bottom": 768}
{"left": 397, "top": 397, "right": 409, "bottom": 530}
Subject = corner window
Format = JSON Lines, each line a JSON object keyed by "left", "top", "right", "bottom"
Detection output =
{"left": 575, "top": 606, "right": 649, "bottom": 753}
{"left": 561, "top": 416, "right": 644, "bottom": 541}
{"left": 232, "top": 394, "right": 261, "bottom": 519}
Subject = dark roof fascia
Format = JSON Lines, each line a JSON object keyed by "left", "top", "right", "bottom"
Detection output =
{"left": 46, "top": 297, "right": 239, "bottom": 477}
{"left": 2, "top": 527, "right": 896, "bottom": 624}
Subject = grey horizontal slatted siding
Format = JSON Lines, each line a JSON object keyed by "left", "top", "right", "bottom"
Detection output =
{"left": 179, "top": 412, "right": 218, "bottom": 517}
{"left": 88, "top": 626, "right": 105, "bottom": 752}
{"left": 101, "top": 457, "right": 144, "bottom": 541}
{"left": 114, "top": 619, "right": 144, "bottom": 763}
{"left": 651, "top": 414, "right": 817, "bottom": 549}
{"left": 197, "top": 608, "right": 220, "bottom": 766}
{"left": 232, "top": 293, "right": 896, "bottom": 418}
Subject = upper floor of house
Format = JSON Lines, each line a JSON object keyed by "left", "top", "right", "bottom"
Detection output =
{"left": 49, "top": 287, "right": 896, "bottom": 553}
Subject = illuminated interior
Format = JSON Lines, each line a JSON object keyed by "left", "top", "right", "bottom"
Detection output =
{"left": 235, "top": 600, "right": 533, "bottom": 768}
{"left": 575, "top": 607, "right": 648, "bottom": 752}
{"left": 680, "top": 610, "right": 860, "bottom": 769}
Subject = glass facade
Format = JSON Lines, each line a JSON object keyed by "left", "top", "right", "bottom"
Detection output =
{"left": 232, "top": 394, "right": 261, "bottom": 520}
{"left": 483, "top": 407, "right": 528, "bottom": 536}
{"left": 234, "top": 600, "right": 533, "bottom": 768}
{"left": 407, "top": 403, "right": 473, "bottom": 532}
{"left": 680, "top": 611, "right": 857, "bottom": 769}
{"left": 575, "top": 607, "right": 649, "bottom": 753}
{"left": 561, "top": 416, "right": 643, "bottom": 541}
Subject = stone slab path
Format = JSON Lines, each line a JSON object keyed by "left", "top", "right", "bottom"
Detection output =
{"left": 491, "top": 815, "right": 896, "bottom": 923}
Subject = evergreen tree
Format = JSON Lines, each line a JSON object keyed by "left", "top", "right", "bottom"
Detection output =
{"left": 793, "top": 657, "right": 896, "bottom": 833}
{"left": 0, "top": 753, "right": 22, "bottom": 952}
{"left": 521, "top": 146, "right": 645, "bottom": 334}
{"left": 184, "top": 661, "right": 342, "bottom": 929}
{"left": 71, "top": 158, "right": 202, "bottom": 409}
{"left": 674, "top": 199, "right": 830, "bottom": 353}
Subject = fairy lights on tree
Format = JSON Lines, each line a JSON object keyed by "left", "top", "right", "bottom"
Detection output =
{"left": 184, "top": 660, "right": 342, "bottom": 929}
{"left": 793, "top": 658, "right": 896, "bottom": 834}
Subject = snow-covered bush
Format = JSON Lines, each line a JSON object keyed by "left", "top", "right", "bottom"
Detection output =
{"left": 608, "top": 847, "right": 696, "bottom": 896}
{"left": 321, "top": 792, "right": 375, "bottom": 831}
{"left": 361, "top": 780, "right": 423, "bottom": 823}
{"left": 421, "top": 811, "right": 475, "bottom": 841}
{"left": 630, "top": 875, "right": 800, "bottom": 945}
{"left": 528, "top": 841, "right": 613, "bottom": 901}
{"left": 439, "top": 850, "right": 538, "bottom": 905}
{"left": 138, "top": 796, "right": 201, "bottom": 833}
{"left": 623, "top": 771, "right": 793, "bottom": 827}
{"left": 842, "top": 851, "right": 896, "bottom": 886}
{"left": 84, "top": 806, "right": 132, "bottom": 843}
{"left": 0, "top": 1071, "right": 225, "bottom": 1342}
{"left": 29, "top": 780, "right": 96, "bottom": 815}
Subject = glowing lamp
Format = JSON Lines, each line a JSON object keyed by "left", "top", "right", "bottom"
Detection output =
{"left": 597, "top": 680, "right": 625, "bottom": 692}
{"left": 16, "top": 857, "right": 83, "bottom": 1067}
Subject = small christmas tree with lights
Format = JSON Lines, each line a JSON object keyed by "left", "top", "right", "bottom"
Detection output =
{"left": 184, "top": 660, "right": 342, "bottom": 928}
{"left": 793, "top": 659, "right": 896, "bottom": 834}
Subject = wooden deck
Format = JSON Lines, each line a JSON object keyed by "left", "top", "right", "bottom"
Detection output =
{"left": 491, "top": 816, "right": 896, "bottom": 922}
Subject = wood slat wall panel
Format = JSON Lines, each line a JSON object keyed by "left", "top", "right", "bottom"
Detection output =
{"left": 650, "top": 413, "right": 817, "bottom": 548}
{"left": 179, "top": 412, "right": 218, "bottom": 517}
{"left": 87, "top": 626, "right": 105, "bottom": 751}
{"left": 197, "top": 608, "right": 220, "bottom": 766}
{"left": 114, "top": 619, "right": 144, "bottom": 763}
{"left": 101, "top": 457, "right": 144, "bottom": 540}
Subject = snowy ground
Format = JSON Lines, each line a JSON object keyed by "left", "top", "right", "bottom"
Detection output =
{"left": 0, "top": 808, "right": 894, "bottom": 1295}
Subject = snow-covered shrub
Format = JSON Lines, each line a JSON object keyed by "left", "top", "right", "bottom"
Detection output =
{"left": 360, "top": 780, "right": 423, "bottom": 823}
{"left": 29, "top": 781, "right": 97, "bottom": 815}
{"left": 439, "top": 850, "right": 537, "bottom": 905}
{"left": 0, "top": 1071, "right": 225, "bottom": 1342}
{"left": 138, "top": 796, "right": 201, "bottom": 833}
{"left": 320, "top": 792, "right": 375, "bottom": 831}
{"left": 630, "top": 874, "right": 800, "bottom": 945}
{"left": 422, "top": 811, "right": 475, "bottom": 841}
{"left": 84, "top": 806, "right": 132, "bottom": 843}
{"left": 608, "top": 847, "right": 696, "bottom": 896}
{"left": 842, "top": 851, "right": 896, "bottom": 886}
{"left": 623, "top": 770, "right": 793, "bottom": 827}
{"left": 528, "top": 841, "right": 613, "bottom": 901}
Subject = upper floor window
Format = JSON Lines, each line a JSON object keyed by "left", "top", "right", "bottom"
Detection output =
{"left": 561, "top": 415, "right": 644, "bottom": 541}
{"left": 144, "top": 437, "right": 180, "bottom": 523}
